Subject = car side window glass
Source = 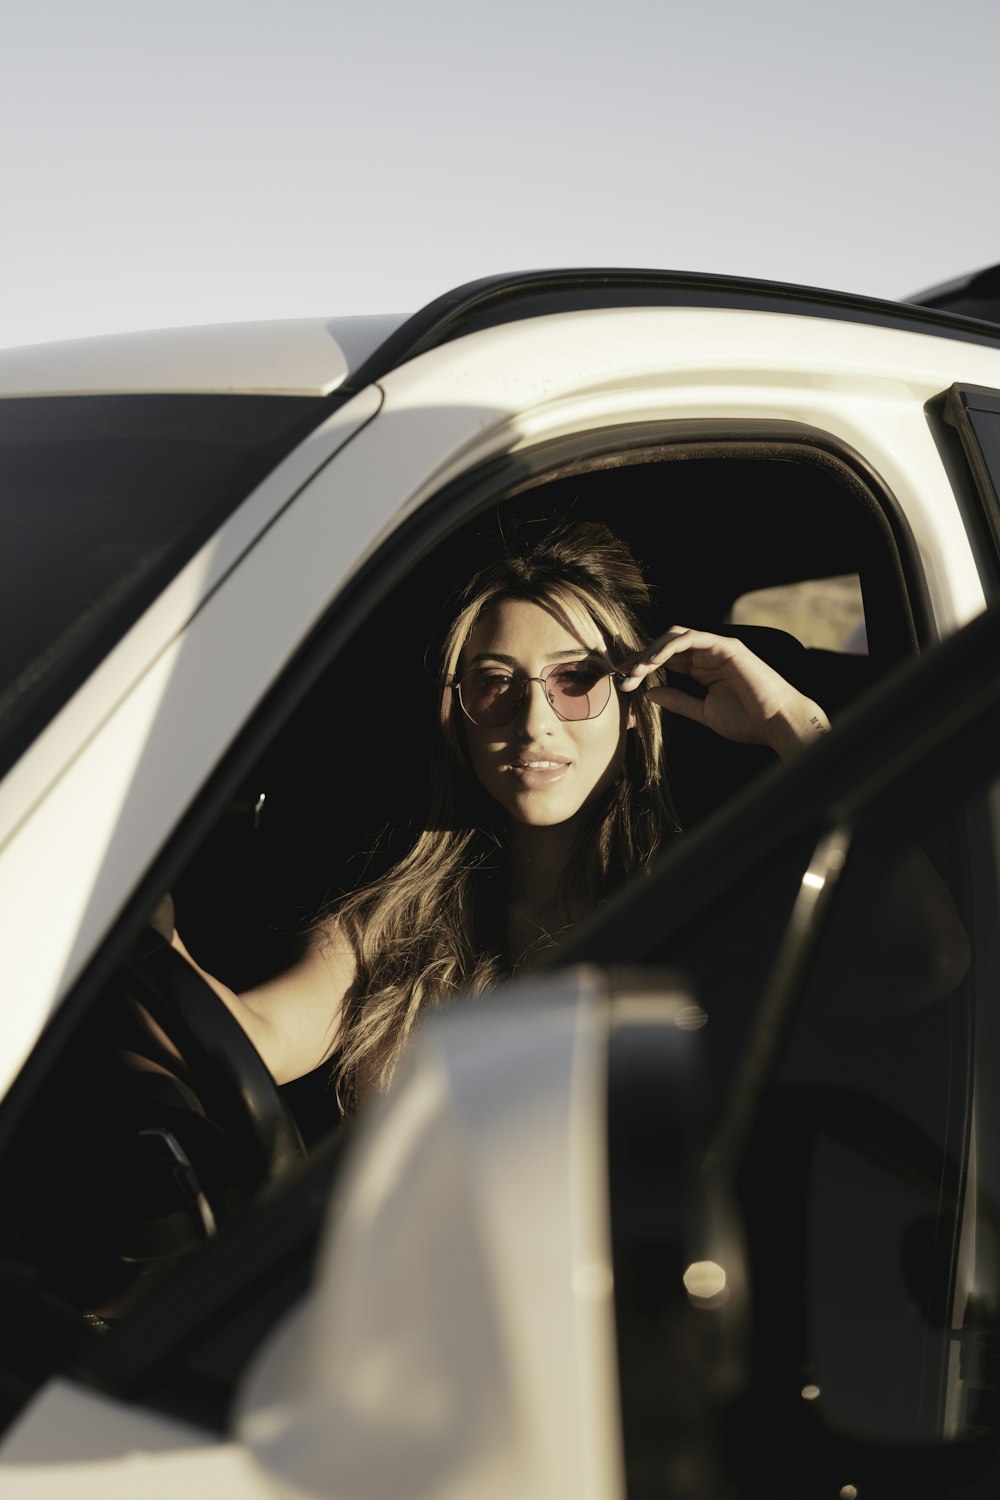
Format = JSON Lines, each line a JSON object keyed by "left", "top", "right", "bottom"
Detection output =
{"left": 0, "top": 393, "right": 325, "bottom": 780}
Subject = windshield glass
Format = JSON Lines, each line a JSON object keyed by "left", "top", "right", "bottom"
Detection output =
{"left": 0, "top": 392, "right": 324, "bottom": 781}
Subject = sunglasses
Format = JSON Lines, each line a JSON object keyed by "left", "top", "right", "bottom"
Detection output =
{"left": 452, "top": 661, "right": 615, "bottom": 728}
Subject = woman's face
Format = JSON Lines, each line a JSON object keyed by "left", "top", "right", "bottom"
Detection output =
{"left": 457, "top": 596, "right": 629, "bottom": 828}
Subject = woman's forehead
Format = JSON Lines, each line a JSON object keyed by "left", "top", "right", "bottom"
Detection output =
{"left": 463, "top": 596, "right": 606, "bottom": 660}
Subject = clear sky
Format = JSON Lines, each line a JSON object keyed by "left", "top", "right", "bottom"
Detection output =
{"left": 2, "top": 0, "right": 998, "bottom": 349}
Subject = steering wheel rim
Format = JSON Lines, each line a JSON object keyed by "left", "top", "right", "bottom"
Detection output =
{"left": 120, "top": 928, "right": 306, "bottom": 1196}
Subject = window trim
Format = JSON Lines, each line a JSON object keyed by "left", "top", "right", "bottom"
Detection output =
{"left": 943, "top": 384, "right": 1000, "bottom": 602}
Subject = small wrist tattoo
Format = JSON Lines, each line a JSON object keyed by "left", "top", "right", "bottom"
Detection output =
{"left": 810, "top": 715, "right": 828, "bottom": 735}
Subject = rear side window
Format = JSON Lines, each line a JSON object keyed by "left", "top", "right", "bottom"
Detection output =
{"left": 728, "top": 574, "right": 867, "bottom": 653}
{"left": 0, "top": 393, "right": 324, "bottom": 780}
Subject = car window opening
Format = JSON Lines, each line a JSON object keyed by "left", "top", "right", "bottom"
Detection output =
{"left": 0, "top": 436, "right": 922, "bottom": 1401}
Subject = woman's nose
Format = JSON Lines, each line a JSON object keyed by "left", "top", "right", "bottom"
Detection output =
{"left": 515, "top": 677, "right": 555, "bottom": 735}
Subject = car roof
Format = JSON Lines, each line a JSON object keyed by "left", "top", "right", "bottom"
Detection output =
{"left": 336, "top": 266, "right": 1000, "bottom": 395}
{"left": 6, "top": 268, "right": 1000, "bottom": 403}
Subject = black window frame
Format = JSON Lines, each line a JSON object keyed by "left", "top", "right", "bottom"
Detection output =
{"left": 942, "top": 384, "right": 1000, "bottom": 604}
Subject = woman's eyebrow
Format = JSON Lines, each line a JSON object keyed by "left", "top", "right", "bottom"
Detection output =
{"left": 545, "top": 647, "right": 605, "bottom": 661}
{"left": 467, "top": 647, "right": 602, "bottom": 666}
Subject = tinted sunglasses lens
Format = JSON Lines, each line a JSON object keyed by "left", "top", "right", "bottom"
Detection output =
{"left": 545, "top": 665, "right": 611, "bottom": 720}
{"left": 459, "top": 670, "right": 521, "bottom": 726}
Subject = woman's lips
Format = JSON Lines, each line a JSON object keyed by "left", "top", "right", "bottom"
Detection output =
{"left": 501, "top": 757, "right": 570, "bottom": 788}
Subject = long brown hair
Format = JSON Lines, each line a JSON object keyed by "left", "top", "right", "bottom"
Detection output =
{"left": 325, "top": 521, "right": 679, "bottom": 1102}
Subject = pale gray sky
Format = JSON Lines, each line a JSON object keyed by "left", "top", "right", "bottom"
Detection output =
{"left": 2, "top": 0, "right": 997, "bottom": 349}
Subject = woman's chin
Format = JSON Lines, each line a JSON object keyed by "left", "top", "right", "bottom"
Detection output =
{"left": 502, "top": 789, "right": 589, "bottom": 829}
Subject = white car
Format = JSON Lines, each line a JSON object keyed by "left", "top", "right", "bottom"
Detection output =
{"left": 1, "top": 269, "right": 1000, "bottom": 1498}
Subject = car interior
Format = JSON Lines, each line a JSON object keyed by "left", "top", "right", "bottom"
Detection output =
{"left": 0, "top": 431, "right": 928, "bottom": 1430}
{"left": 185, "top": 436, "right": 913, "bottom": 981}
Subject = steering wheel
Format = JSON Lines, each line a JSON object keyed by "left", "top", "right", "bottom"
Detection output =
{"left": 112, "top": 929, "right": 306, "bottom": 1261}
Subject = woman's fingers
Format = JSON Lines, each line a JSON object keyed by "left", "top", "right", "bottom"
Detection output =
{"left": 615, "top": 626, "right": 686, "bottom": 687}
{"left": 615, "top": 627, "right": 731, "bottom": 689}
{"left": 642, "top": 680, "right": 708, "bottom": 722}
{"left": 617, "top": 627, "right": 831, "bottom": 759}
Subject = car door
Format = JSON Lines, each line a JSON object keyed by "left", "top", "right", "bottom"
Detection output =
{"left": 568, "top": 602, "right": 1000, "bottom": 1497}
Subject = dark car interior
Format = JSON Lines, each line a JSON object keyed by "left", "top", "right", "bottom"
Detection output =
{"left": 0, "top": 433, "right": 927, "bottom": 1433}
{"left": 178, "top": 438, "right": 915, "bottom": 992}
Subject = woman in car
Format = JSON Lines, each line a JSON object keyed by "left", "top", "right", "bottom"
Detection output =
{"left": 156, "top": 522, "right": 829, "bottom": 1108}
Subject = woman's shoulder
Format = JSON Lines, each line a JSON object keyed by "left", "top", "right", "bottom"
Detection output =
{"left": 308, "top": 911, "right": 359, "bottom": 985}
{"left": 237, "top": 916, "right": 358, "bottom": 1084}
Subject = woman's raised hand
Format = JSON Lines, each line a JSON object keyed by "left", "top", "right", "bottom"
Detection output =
{"left": 615, "top": 627, "right": 830, "bottom": 760}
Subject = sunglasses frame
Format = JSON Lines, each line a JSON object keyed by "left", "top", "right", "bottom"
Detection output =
{"left": 451, "top": 661, "right": 616, "bottom": 729}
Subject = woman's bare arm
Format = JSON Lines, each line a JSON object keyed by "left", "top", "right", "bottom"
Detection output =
{"left": 148, "top": 895, "right": 354, "bottom": 1084}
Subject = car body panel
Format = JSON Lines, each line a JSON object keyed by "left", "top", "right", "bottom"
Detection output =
{"left": 0, "top": 316, "right": 404, "bottom": 399}
{"left": 338, "top": 267, "right": 1000, "bottom": 384}
{"left": 0, "top": 1381, "right": 273, "bottom": 1500}
{"left": 371, "top": 306, "right": 1000, "bottom": 624}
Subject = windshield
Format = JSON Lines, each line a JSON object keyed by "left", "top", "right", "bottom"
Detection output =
{"left": 0, "top": 392, "right": 325, "bottom": 782}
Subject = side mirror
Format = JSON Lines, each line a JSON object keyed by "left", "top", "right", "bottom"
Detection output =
{"left": 233, "top": 965, "right": 746, "bottom": 1500}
